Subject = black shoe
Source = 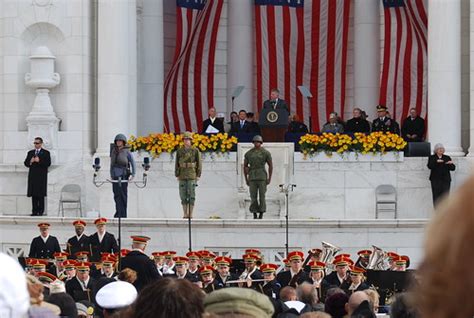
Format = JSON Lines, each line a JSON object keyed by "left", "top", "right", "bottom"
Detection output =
{"left": 258, "top": 213, "right": 263, "bottom": 219}
{"left": 30, "top": 213, "right": 38, "bottom": 216}
{"left": 253, "top": 213, "right": 258, "bottom": 219}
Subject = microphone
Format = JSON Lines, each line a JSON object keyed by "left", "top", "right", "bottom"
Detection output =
{"left": 93, "top": 157, "right": 101, "bottom": 172}
{"left": 142, "top": 157, "right": 151, "bottom": 171}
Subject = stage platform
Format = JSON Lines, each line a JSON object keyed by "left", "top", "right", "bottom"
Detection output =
{"left": 0, "top": 216, "right": 428, "bottom": 269}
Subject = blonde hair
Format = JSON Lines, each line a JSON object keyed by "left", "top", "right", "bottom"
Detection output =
{"left": 416, "top": 175, "right": 474, "bottom": 318}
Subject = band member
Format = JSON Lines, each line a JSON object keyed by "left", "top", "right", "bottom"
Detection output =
{"left": 63, "top": 260, "right": 77, "bottom": 281}
{"left": 199, "top": 265, "right": 218, "bottom": 293}
{"left": 48, "top": 252, "right": 69, "bottom": 280}
{"left": 258, "top": 263, "right": 281, "bottom": 300}
{"left": 244, "top": 135, "right": 273, "bottom": 219}
{"left": 263, "top": 88, "right": 289, "bottom": 116}
{"left": 24, "top": 137, "right": 51, "bottom": 216}
{"left": 214, "top": 256, "right": 235, "bottom": 288}
{"left": 66, "top": 220, "right": 90, "bottom": 258}
{"left": 386, "top": 252, "right": 400, "bottom": 271}
{"left": 392, "top": 256, "right": 409, "bottom": 272}
{"left": 276, "top": 251, "right": 310, "bottom": 288}
{"left": 175, "top": 132, "right": 202, "bottom": 218}
{"left": 162, "top": 251, "right": 177, "bottom": 276}
{"left": 29, "top": 223, "right": 61, "bottom": 260}
{"left": 355, "top": 250, "right": 372, "bottom": 270}
{"left": 75, "top": 251, "right": 90, "bottom": 262}
{"left": 30, "top": 259, "right": 48, "bottom": 277}
{"left": 324, "top": 256, "right": 352, "bottom": 288}
{"left": 89, "top": 218, "right": 119, "bottom": 262}
{"left": 341, "top": 266, "right": 369, "bottom": 295}
{"left": 308, "top": 261, "right": 330, "bottom": 302}
{"left": 65, "top": 261, "right": 97, "bottom": 302}
{"left": 186, "top": 251, "right": 201, "bottom": 282}
{"left": 239, "top": 253, "right": 264, "bottom": 290}
{"left": 173, "top": 256, "right": 193, "bottom": 280}
{"left": 304, "top": 248, "right": 323, "bottom": 272}
{"left": 282, "top": 258, "right": 290, "bottom": 272}
{"left": 199, "top": 251, "right": 217, "bottom": 268}
{"left": 151, "top": 252, "right": 165, "bottom": 275}
{"left": 101, "top": 256, "right": 117, "bottom": 279}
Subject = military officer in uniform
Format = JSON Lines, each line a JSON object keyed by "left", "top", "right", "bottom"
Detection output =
{"left": 324, "top": 256, "right": 352, "bottom": 288}
{"left": 175, "top": 132, "right": 202, "bottom": 219}
{"left": 214, "top": 256, "right": 236, "bottom": 288}
{"left": 66, "top": 220, "right": 90, "bottom": 258}
{"left": 258, "top": 263, "right": 281, "bottom": 300}
{"left": 340, "top": 266, "right": 369, "bottom": 295}
{"left": 372, "top": 104, "right": 400, "bottom": 134}
{"left": 199, "top": 265, "right": 219, "bottom": 293}
{"left": 89, "top": 218, "right": 119, "bottom": 262}
{"left": 355, "top": 250, "right": 372, "bottom": 270}
{"left": 29, "top": 222, "right": 61, "bottom": 260}
{"left": 186, "top": 251, "right": 201, "bottom": 282}
{"left": 239, "top": 253, "right": 264, "bottom": 290}
{"left": 308, "top": 261, "right": 330, "bottom": 302}
{"left": 276, "top": 251, "right": 310, "bottom": 288}
{"left": 244, "top": 135, "right": 273, "bottom": 219}
{"left": 65, "top": 261, "right": 97, "bottom": 303}
{"left": 48, "top": 252, "right": 69, "bottom": 280}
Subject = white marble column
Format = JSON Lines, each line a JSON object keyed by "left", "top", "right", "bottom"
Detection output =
{"left": 138, "top": 0, "right": 164, "bottom": 135}
{"left": 227, "top": 0, "right": 254, "bottom": 113}
{"left": 428, "top": 0, "right": 464, "bottom": 156}
{"left": 353, "top": 0, "right": 380, "bottom": 110}
{"left": 97, "top": 0, "right": 137, "bottom": 154}
{"left": 468, "top": 0, "right": 474, "bottom": 156}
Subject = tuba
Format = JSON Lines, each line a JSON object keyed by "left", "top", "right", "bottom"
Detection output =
{"left": 366, "top": 245, "right": 389, "bottom": 270}
{"left": 320, "top": 241, "right": 341, "bottom": 275}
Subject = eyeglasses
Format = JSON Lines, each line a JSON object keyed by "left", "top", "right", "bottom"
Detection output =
{"left": 34, "top": 142, "right": 41, "bottom": 145}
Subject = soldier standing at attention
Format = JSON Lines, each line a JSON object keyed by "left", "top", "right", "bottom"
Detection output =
{"left": 175, "top": 132, "right": 202, "bottom": 219}
{"left": 244, "top": 135, "right": 273, "bottom": 219}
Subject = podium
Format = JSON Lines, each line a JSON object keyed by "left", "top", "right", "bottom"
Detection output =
{"left": 258, "top": 108, "right": 289, "bottom": 142}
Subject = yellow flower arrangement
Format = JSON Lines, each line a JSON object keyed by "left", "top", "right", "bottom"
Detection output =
{"left": 128, "top": 133, "right": 238, "bottom": 157}
{"left": 299, "top": 132, "right": 407, "bottom": 156}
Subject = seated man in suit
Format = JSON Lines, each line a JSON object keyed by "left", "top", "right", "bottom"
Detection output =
{"left": 263, "top": 88, "right": 289, "bottom": 116}
{"left": 230, "top": 110, "right": 250, "bottom": 135}
{"left": 401, "top": 107, "right": 425, "bottom": 142}
{"left": 288, "top": 114, "right": 309, "bottom": 133}
{"left": 322, "top": 112, "right": 344, "bottom": 134}
{"left": 202, "top": 107, "right": 224, "bottom": 134}
{"left": 246, "top": 112, "right": 261, "bottom": 134}
{"left": 345, "top": 108, "right": 371, "bottom": 134}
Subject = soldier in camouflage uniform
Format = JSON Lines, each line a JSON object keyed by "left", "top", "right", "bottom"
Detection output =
{"left": 175, "top": 132, "right": 202, "bottom": 218}
{"left": 244, "top": 135, "right": 273, "bottom": 219}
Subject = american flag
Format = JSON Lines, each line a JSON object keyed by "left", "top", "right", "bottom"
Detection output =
{"left": 379, "top": 0, "right": 428, "bottom": 124}
{"left": 255, "top": 0, "right": 351, "bottom": 132}
{"left": 164, "top": 0, "right": 224, "bottom": 133}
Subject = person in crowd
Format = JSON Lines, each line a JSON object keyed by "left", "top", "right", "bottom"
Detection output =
{"left": 244, "top": 135, "right": 273, "bottom": 219}
{"left": 372, "top": 105, "right": 400, "bottom": 134}
{"left": 175, "top": 131, "right": 202, "bottom": 219}
{"left": 0, "top": 253, "right": 30, "bottom": 317}
{"left": 230, "top": 109, "right": 251, "bottom": 135}
{"left": 202, "top": 107, "right": 225, "bottom": 134}
{"left": 308, "top": 261, "right": 329, "bottom": 302}
{"left": 89, "top": 218, "right": 119, "bottom": 262}
{"left": 26, "top": 274, "right": 62, "bottom": 316}
{"left": 288, "top": 113, "right": 309, "bottom": 133}
{"left": 416, "top": 175, "right": 474, "bottom": 318}
{"left": 258, "top": 263, "right": 281, "bottom": 300}
{"left": 277, "top": 251, "right": 310, "bottom": 288}
{"left": 67, "top": 220, "right": 90, "bottom": 258}
{"left": 324, "top": 291, "right": 349, "bottom": 318}
{"left": 363, "top": 288, "right": 380, "bottom": 315}
{"left": 324, "top": 256, "right": 351, "bottom": 288}
{"left": 110, "top": 133, "right": 136, "bottom": 218}
{"left": 401, "top": 108, "right": 425, "bottom": 142}
{"left": 391, "top": 292, "right": 419, "bottom": 318}
{"left": 300, "top": 312, "right": 331, "bottom": 318}
{"left": 226, "top": 111, "right": 239, "bottom": 133}
{"left": 322, "top": 112, "right": 344, "bottom": 134}
{"left": 427, "top": 143, "right": 456, "bottom": 205}
{"left": 24, "top": 136, "right": 51, "bottom": 216}
{"left": 297, "top": 282, "right": 325, "bottom": 312}
{"left": 95, "top": 281, "right": 137, "bottom": 318}
{"left": 263, "top": 88, "right": 289, "bottom": 115}
{"left": 29, "top": 222, "right": 61, "bottom": 260}
{"left": 46, "top": 279, "right": 78, "bottom": 318}
{"left": 119, "top": 235, "right": 161, "bottom": 292}
{"left": 246, "top": 112, "right": 261, "bottom": 134}
{"left": 65, "top": 261, "right": 97, "bottom": 303}
{"left": 117, "top": 268, "right": 138, "bottom": 284}
{"left": 341, "top": 266, "right": 369, "bottom": 295}
{"left": 345, "top": 108, "right": 371, "bottom": 134}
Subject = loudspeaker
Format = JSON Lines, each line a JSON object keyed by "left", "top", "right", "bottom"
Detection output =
{"left": 404, "top": 142, "right": 431, "bottom": 157}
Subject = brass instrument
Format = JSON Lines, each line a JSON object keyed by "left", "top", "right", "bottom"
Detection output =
{"left": 366, "top": 245, "right": 390, "bottom": 270}
{"left": 320, "top": 241, "right": 341, "bottom": 275}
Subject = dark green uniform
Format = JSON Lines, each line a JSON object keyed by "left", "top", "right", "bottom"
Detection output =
{"left": 244, "top": 147, "right": 272, "bottom": 215}
{"left": 175, "top": 146, "right": 202, "bottom": 217}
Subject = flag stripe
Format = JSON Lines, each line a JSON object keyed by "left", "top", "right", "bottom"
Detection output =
{"left": 255, "top": 5, "right": 263, "bottom": 111}
{"left": 295, "top": 7, "right": 305, "bottom": 118}
{"left": 340, "top": 0, "right": 350, "bottom": 119}
{"left": 325, "top": 0, "right": 336, "bottom": 116}
{"left": 310, "top": 0, "right": 321, "bottom": 132}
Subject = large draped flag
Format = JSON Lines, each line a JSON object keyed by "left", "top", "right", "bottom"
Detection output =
{"left": 255, "top": 0, "right": 351, "bottom": 132}
{"left": 379, "top": 0, "right": 428, "bottom": 124}
{"left": 164, "top": 0, "right": 224, "bottom": 133}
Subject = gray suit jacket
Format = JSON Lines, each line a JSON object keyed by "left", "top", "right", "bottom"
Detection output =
{"left": 321, "top": 123, "right": 344, "bottom": 134}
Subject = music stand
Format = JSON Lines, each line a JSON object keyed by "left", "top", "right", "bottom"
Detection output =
{"left": 366, "top": 270, "right": 415, "bottom": 305}
{"left": 298, "top": 86, "right": 313, "bottom": 132}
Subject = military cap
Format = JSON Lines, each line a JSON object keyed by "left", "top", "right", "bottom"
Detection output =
{"left": 199, "top": 265, "right": 215, "bottom": 275}
{"left": 282, "top": 258, "right": 290, "bottom": 268}
{"left": 37, "top": 271, "right": 57, "bottom": 284}
{"left": 394, "top": 255, "right": 409, "bottom": 267}
{"left": 199, "top": 251, "right": 216, "bottom": 261}
{"left": 53, "top": 252, "right": 69, "bottom": 261}
{"left": 387, "top": 252, "right": 400, "bottom": 260}
{"left": 242, "top": 253, "right": 260, "bottom": 263}
{"left": 101, "top": 256, "right": 116, "bottom": 267}
{"left": 245, "top": 249, "right": 261, "bottom": 256}
{"left": 357, "top": 250, "right": 372, "bottom": 258}
{"left": 183, "top": 131, "right": 193, "bottom": 140}
{"left": 215, "top": 256, "right": 232, "bottom": 267}
{"left": 152, "top": 252, "right": 164, "bottom": 260}
{"left": 162, "top": 251, "right": 177, "bottom": 259}
{"left": 287, "top": 251, "right": 304, "bottom": 261}
{"left": 401, "top": 255, "right": 410, "bottom": 268}
{"left": 186, "top": 251, "right": 201, "bottom": 260}
{"left": 309, "top": 261, "right": 326, "bottom": 272}
{"left": 73, "top": 220, "right": 86, "bottom": 227}
{"left": 37, "top": 222, "right": 50, "bottom": 229}
{"left": 94, "top": 218, "right": 107, "bottom": 225}
{"left": 31, "top": 259, "right": 48, "bottom": 270}
{"left": 119, "top": 249, "right": 131, "bottom": 258}
{"left": 335, "top": 253, "right": 351, "bottom": 260}
{"left": 310, "top": 248, "right": 323, "bottom": 256}
{"left": 63, "top": 260, "right": 77, "bottom": 270}
{"left": 252, "top": 135, "right": 263, "bottom": 143}
{"left": 204, "top": 287, "right": 275, "bottom": 317}
{"left": 75, "top": 251, "right": 90, "bottom": 261}
{"left": 173, "top": 256, "right": 189, "bottom": 265}
{"left": 131, "top": 235, "right": 151, "bottom": 244}
{"left": 96, "top": 281, "right": 137, "bottom": 310}
{"left": 260, "top": 263, "right": 278, "bottom": 273}
{"left": 376, "top": 104, "right": 387, "bottom": 112}
{"left": 333, "top": 256, "right": 353, "bottom": 267}
{"left": 350, "top": 266, "right": 366, "bottom": 276}
{"left": 76, "top": 262, "right": 91, "bottom": 271}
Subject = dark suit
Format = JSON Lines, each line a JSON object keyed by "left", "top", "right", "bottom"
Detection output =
{"left": 66, "top": 235, "right": 91, "bottom": 258}
{"left": 310, "top": 278, "right": 331, "bottom": 302}
{"left": 120, "top": 250, "right": 162, "bottom": 291}
{"left": 202, "top": 118, "right": 225, "bottom": 134}
{"left": 259, "top": 279, "right": 281, "bottom": 299}
{"left": 186, "top": 270, "right": 200, "bottom": 283}
{"left": 340, "top": 281, "right": 370, "bottom": 296}
{"left": 427, "top": 154, "right": 456, "bottom": 204}
{"left": 89, "top": 232, "right": 119, "bottom": 262}
{"left": 214, "top": 273, "right": 238, "bottom": 289}
{"left": 29, "top": 235, "right": 61, "bottom": 259}
{"left": 239, "top": 268, "right": 264, "bottom": 290}
{"left": 65, "top": 276, "right": 97, "bottom": 303}
{"left": 372, "top": 117, "right": 400, "bottom": 134}
{"left": 345, "top": 117, "right": 371, "bottom": 134}
{"left": 276, "top": 269, "right": 311, "bottom": 288}
{"left": 288, "top": 121, "right": 309, "bottom": 134}
{"left": 323, "top": 271, "right": 348, "bottom": 288}
{"left": 24, "top": 148, "right": 51, "bottom": 215}
{"left": 230, "top": 120, "right": 251, "bottom": 135}
{"left": 263, "top": 98, "right": 289, "bottom": 115}
{"left": 401, "top": 116, "right": 425, "bottom": 142}
{"left": 247, "top": 121, "right": 261, "bottom": 134}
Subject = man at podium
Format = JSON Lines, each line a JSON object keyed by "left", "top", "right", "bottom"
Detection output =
{"left": 263, "top": 88, "right": 289, "bottom": 116}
